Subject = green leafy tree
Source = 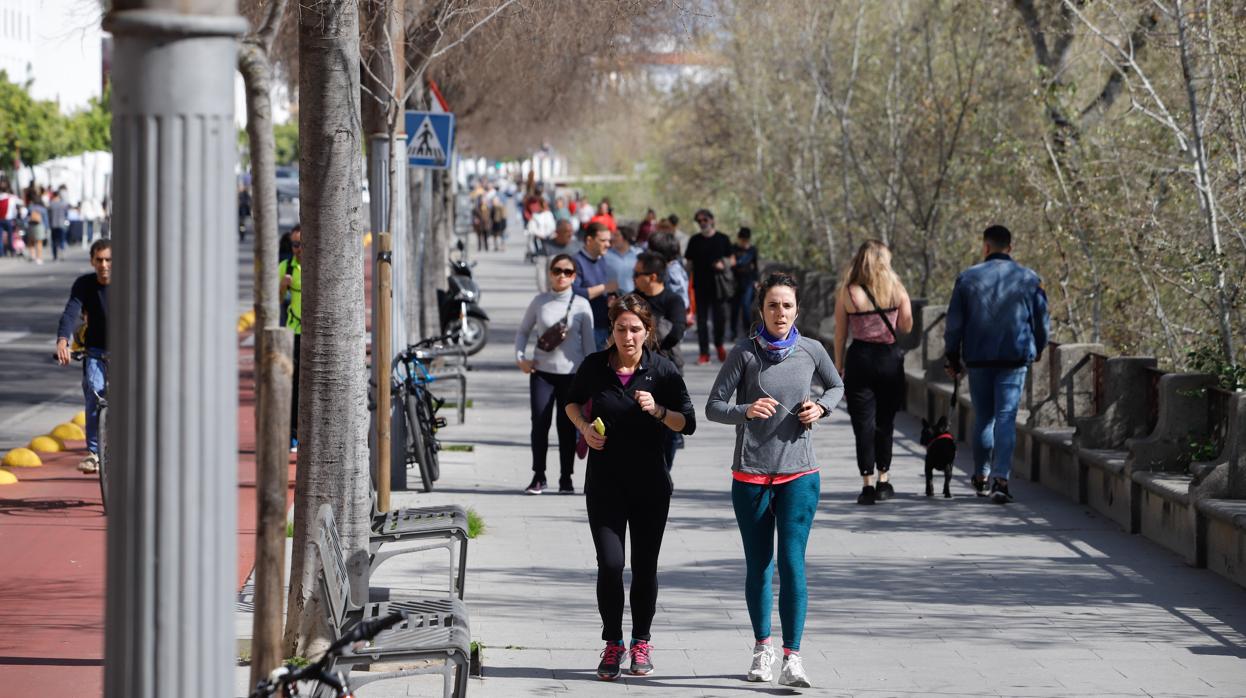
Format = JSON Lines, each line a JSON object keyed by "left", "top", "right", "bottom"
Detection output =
{"left": 64, "top": 88, "right": 112, "bottom": 152}
{"left": 0, "top": 70, "right": 63, "bottom": 175}
{"left": 1, "top": 71, "right": 111, "bottom": 180}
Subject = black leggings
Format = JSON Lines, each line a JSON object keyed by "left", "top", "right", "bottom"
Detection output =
{"left": 694, "top": 284, "right": 728, "bottom": 354}
{"left": 844, "top": 340, "right": 904, "bottom": 476}
{"left": 529, "top": 371, "right": 576, "bottom": 479}
{"left": 586, "top": 474, "right": 671, "bottom": 642}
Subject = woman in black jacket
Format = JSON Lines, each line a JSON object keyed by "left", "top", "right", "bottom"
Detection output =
{"left": 566, "top": 294, "right": 696, "bottom": 681}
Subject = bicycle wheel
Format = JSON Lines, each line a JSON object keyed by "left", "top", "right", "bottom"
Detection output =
{"left": 416, "top": 392, "right": 441, "bottom": 482}
{"left": 98, "top": 404, "right": 109, "bottom": 513}
{"left": 407, "top": 389, "right": 434, "bottom": 493}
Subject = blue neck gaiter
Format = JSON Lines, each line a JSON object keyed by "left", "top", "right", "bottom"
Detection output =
{"left": 754, "top": 324, "right": 800, "bottom": 362}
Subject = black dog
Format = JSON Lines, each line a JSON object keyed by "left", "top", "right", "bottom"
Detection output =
{"left": 920, "top": 416, "right": 956, "bottom": 498}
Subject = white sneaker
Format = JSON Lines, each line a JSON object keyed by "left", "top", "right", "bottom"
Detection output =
{"left": 779, "top": 653, "right": 812, "bottom": 688}
{"left": 77, "top": 453, "right": 100, "bottom": 474}
{"left": 746, "top": 642, "right": 775, "bottom": 682}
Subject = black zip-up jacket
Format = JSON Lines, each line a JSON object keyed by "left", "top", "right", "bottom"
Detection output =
{"left": 57, "top": 273, "right": 108, "bottom": 350}
{"left": 569, "top": 347, "right": 696, "bottom": 482}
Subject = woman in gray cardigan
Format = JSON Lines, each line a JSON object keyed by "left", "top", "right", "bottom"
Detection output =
{"left": 706, "top": 272, "right": 844, "bottom": 688}
{"left": 515, "top": 254, "right": 597, "bottom": 494}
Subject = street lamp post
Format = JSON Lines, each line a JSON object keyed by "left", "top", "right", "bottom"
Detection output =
{"left": 103, "top": 2, "right": 245, "bottom": 696}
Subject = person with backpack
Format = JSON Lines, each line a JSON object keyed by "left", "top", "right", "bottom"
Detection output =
{"left": 279, "top": 226, "right": 303, "bottom": 451}
{"left": 730, "top": 227, "right": 760, "bottom": 341}
{"left": 832, "top": 240, "right": 914, "bottom": 505}
{"left": 944, "top": 225, "right": 1049, "bottom": 504}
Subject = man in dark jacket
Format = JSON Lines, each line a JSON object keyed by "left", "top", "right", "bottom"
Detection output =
{"left": 684, "top": 208, "right": 735, "bottom": 364}
{"left": 634, "top": 252, "right": 688, "bottom": 471}
{"left": 56, "top": 239, "right": 111, "bottom": 474}
{"left": 944, "top": 225, "right": 1049, "bottom": 504}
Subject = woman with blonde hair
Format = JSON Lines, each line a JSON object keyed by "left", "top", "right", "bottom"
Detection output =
{"left": 833, "top": 240, "right": 913, "bottom": 505}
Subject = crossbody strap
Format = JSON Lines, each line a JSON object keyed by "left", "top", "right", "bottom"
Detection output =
{"left": 859, "top": 285, "right": 898, "bottom": 340}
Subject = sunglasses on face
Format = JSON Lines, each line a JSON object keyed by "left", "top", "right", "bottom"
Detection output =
{"left": 550, "top": 268, "right": 576, "bottom": 277}
{"left": 291, "top": 242, "right": 302, "bottom": 248}
{"left": 696, "top": 218, "right": 710, "bottom": 225}
{"left": 632, "top": 271, "right": 653, "bottom": 279}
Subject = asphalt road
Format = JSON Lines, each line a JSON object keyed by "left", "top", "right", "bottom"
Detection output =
{"left": 0, "top": 249, "right": 92, "bottom": 452}
{"left": 0, "top": 233, "right": 255, "bottom": 452}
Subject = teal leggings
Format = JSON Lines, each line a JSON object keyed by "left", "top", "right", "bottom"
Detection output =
{"left": 731, "top": 472, "right": 820, "bottom": 651}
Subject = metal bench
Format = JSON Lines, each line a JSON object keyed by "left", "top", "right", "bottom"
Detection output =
{"left": 369, "top": 493, "right": 469, "bottom": 599}
{"left": 315, "top": 504, "right": 470, "bottom": 698}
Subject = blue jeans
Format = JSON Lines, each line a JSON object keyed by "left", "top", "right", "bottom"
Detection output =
{"left": 967, "top": 366, "right": 1027, "bottom": 482}
{"left": 732, "top": 472, "right": 820, "bottom": 651}
{"left": 83, "top": 348, "right": 108, "bottom": 454}
{"left": 593, "top": 327, "right": 610, "bottom": 351}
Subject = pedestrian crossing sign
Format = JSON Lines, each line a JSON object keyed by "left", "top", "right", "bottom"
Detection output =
{"left": 405, "top": 111, "right": 456, "bottom": 169}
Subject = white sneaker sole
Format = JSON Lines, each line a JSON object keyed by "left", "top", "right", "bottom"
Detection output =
{"left": 780, "top": 677, "right": 812, "bottom": 688}
{"left": 746, "top": 671, "right": 773, "bottom": 682}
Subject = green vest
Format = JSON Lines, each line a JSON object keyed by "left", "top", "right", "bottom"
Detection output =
{"left": 280, "top": 257, "right": 302, "bottom": 334}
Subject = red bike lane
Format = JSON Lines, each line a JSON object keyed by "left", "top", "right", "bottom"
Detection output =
{"left": 0, "top": 347, "right": 295, "bottom": 697}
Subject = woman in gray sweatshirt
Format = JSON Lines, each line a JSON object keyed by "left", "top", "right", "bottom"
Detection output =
{"left": 706, "top": 272, "right": 844, "bottom": 688}
{"left": 515, "top": 254, "right": 597, "bottom": 494}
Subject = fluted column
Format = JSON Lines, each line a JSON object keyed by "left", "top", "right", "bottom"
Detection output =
{"left": 103, "top": 3, "right": 245, "bottom": 697}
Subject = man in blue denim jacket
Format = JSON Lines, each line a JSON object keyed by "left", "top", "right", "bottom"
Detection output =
{"left": 944, "top": 225, "right": 1049, "bottom": 504}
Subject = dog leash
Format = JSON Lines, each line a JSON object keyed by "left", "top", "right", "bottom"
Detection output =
{"left": 950, "top": 375, "right": 960, "bottom": 435}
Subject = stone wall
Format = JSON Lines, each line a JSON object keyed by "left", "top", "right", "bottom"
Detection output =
{"left": 764, "top": 263, "right": 1246, "bottom": 590}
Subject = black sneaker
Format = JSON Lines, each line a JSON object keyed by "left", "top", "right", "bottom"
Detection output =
{"left": 857, "top": 485, "right": 877, "bottom": 505}
{"left": 972, "top": 474, "right": 989, "bottom": 497}
{"left": 876, "top": 480, "right": 895, "bottom": 501}
{"left": 988, "top": 478, "right": 1013, "bottom": 504}
{"left": 598, "top": 642, "right": 626, "bottom": 680}
{"left": 524, "top": 477, "right": 545, "bottom": 495}
{"left": 629, "top": 640, "right": 654, "bottom": 675}
{"left": 558, "top": 477, "right": 574, "bottom": 494}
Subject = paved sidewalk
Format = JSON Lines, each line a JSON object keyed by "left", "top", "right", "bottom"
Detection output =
{"left": 330, "top": 241, "right": 1246, "bottom": 697}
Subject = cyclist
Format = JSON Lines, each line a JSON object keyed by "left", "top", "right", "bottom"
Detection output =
{"left": 55, "top": 239, "right": 111, "bottom": 474}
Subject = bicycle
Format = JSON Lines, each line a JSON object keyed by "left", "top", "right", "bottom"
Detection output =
{"left": 72, "top": 350, "right": 109, "bottom": 513}
{"left": 249, "top": 611, "right": 407, "bottom": 697}
{"left": 392, "top": 334, "right": 456, "bottom": 493}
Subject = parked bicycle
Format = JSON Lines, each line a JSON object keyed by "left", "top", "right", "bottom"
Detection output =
{"left": 392, "top": 334, "right": 457, "bottom": 492}
{"left": 249, "top": 611, "right": 407, "bottom": 697}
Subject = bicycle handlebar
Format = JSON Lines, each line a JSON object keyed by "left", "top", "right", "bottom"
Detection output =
{"left": 249, "top": 611, "right": 406, "bottom": 698}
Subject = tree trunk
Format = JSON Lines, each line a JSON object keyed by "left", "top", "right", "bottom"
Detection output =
{"left": 284, "top": 0, "right": 369, "bottom": 655}
{"left": 1174, "top": 0, "right": 1235, "bottom": 363}
{"left": 237, "top": 0, "right": 292, "bottom": 680}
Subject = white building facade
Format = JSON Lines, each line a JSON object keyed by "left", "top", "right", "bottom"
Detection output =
{"left": 0, "top": 0, "right": 104, "bottom": 113}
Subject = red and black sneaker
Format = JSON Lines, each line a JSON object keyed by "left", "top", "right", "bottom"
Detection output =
{"left": 629, "top": 640, "right": 654, "bottom": 675}
{"left": 597, "top": 642, "right": 626, "bottom": 680}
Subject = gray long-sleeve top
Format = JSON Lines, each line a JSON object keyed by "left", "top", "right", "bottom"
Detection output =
{"left": 514, "top": 289, "right": 596, "bottom": 375}
{"left": 705, "top": 336, "right": 845, "bottom": 476}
